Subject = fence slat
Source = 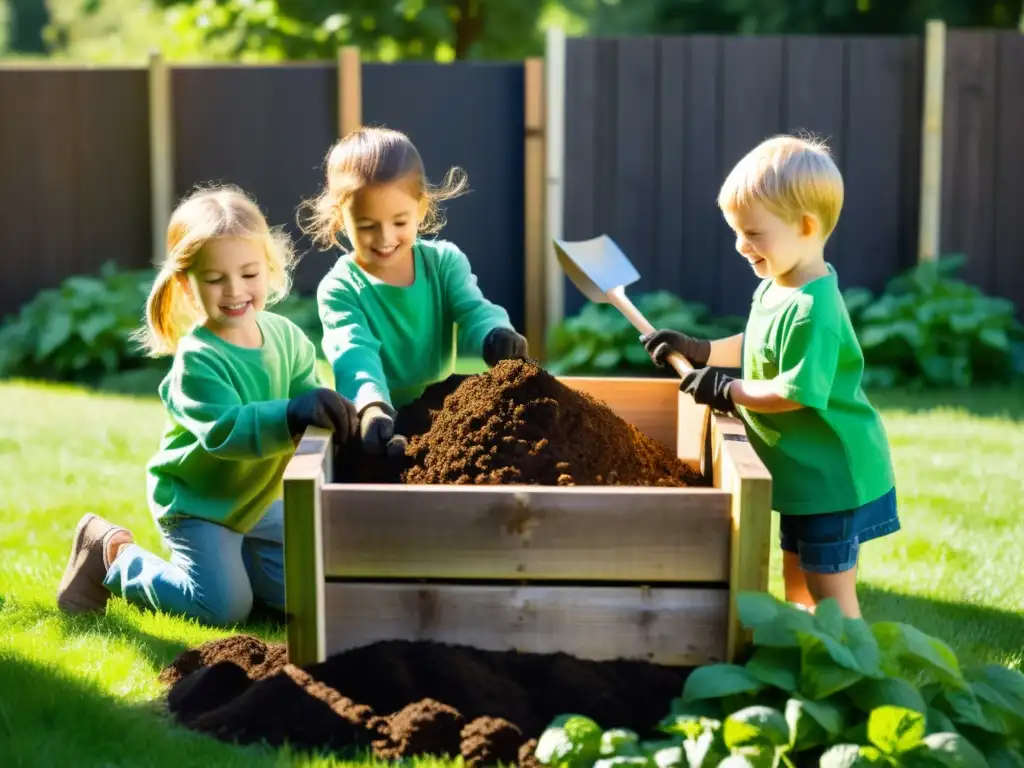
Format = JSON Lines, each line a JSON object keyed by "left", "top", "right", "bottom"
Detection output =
{"left": 941, "top": 31, "right": 998, "bottom": 290}
{"left": 994, "top": 33, "right": 1024, "bottom": 310}
{"left": 613, "top": 38, "right": 658, "bottom": 280}
{"left": 843, "top": 39, "right": 915, "bottom": 292}
{"left": 681, "top": 37, "right": 723, "bottom": 312}
{"left": 719, "top": 35, "right": 785, "bottom": 314}
{"left": 784, "top": 37, "right": 847, "bottom": 267}
{"left": 656, "top": 37, "right": 688, "bottom": 294}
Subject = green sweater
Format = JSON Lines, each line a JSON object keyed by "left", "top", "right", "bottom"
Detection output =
{"left": 146, "top": 311, "right": 322, "bottom": 533}
{"left": 317, "top": 238, "right": 513, "bottom": 411}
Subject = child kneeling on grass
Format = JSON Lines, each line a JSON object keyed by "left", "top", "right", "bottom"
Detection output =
{"left": 641, "top": 134, "right": 898, "bottom": 619}
{"left": 57, "top": 185, "right": 358, "bottom": 626}
{"left": 300, "top": 126, "right": 528, "bottom": 457}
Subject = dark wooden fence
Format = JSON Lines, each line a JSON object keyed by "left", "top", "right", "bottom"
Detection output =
{"left": 0, "top": 29, "right": 1022, "bottom": 329}
{"left": 561, "top": 30, "right": 1024, "bottom": 318}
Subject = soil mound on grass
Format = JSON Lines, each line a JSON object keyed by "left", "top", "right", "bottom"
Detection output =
{"left": 160, "top": 635, "right": 688, "bottom": 766}
{"left": 337, "top": 358, "right": 701, "bottom": 487}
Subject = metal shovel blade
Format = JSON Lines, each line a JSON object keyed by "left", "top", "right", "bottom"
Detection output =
{"left": 553, "top": 235, "right": 640, "bottom": 304}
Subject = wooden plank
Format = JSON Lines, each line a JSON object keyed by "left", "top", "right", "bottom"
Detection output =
{"left": 322, "top": 484, "right": 732, "bottom": 582}
{"left": 719, "top": 35, "right": 784, "bottom": 314}
{"left": 524, "top": 57, "right": 547, "bottom": 360}
{"left": 545, "top": 25, "right": 567, "bottom": 333}
{"left": 709, "top": 414, "right": 772, "bottom": 661}
{"left": 283, "top": 427, "right": 332, "bottom": 666}
{"left": 783, "top": 36, "right": 847, "bottom": 267}
{"left": 148, "top": 52, "right": 174, "bottom": 265}
{"left": 338, "top": 46, "right": 362, "bottom": 137}
{"left": 994, "top": 33, "right": 1024, "bottom": 310}
{"left": 560, "top": 376, "right": 679, "bottom": 452}
{"left": 563, "top": 38, "right": 598, "bottom": 245}
{"left": 844, "top": 38, "right": 911, "bottom": 292}
{"left": 613, "top": 38, "right": 658, "bottom": 280}
{"left": 899, "top": 36, "right": 924, "bottom": 272}
{"left": 657, "top": 37, "right": 688, "bottom": 294}
{"left": 917, "top": 22, "right": 945, "bottom": 262}
{"left": 681, "top": 36, "right": 723, "bottom": 312}
{"left": 940, "top": 31, "right": 998, "bottom": 290}
{"left": 323, "top": 583, "right": 729, "bottom": 666}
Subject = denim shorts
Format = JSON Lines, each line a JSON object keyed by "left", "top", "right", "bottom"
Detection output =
{"left": 779, "top": 487, "right": 900, "bottom": 574}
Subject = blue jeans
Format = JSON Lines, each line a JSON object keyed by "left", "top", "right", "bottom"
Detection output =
{"left": 103, "top": 500, "right": 285, "bottom": 627}
{"left": 779, "top": 487, "right": 900, "bottom": 575}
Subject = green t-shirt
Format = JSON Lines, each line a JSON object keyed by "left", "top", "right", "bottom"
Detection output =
{"left": 146, "top": 311, "right": 323, "bottom": 533}
{"left": 317, "top": 238, "right": 514, "bottom": 412}
{"left": 737, "top": 265, "right": 895, "bottom": 515}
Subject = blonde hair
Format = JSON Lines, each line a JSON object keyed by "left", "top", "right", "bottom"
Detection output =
{"left": 717, "top": 133, "right": 844, "bottom": 240}
{"left": 133, "top": 184, "right": 297, "bottom": 357}
{"left": 298, "top": 126, "right": 469, "bottom": 250}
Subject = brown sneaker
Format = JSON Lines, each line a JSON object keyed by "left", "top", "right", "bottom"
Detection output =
{"left": 56, "top": 513, "right": 131, "bottom": 615}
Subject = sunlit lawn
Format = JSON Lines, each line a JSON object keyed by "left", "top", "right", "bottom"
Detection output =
{"left": 1, "top": 368, "right": 1021, "bottom": 765}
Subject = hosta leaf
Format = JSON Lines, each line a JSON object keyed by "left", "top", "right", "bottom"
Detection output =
{"left": 868, "top": 706, "right": 926, "bottom": 755}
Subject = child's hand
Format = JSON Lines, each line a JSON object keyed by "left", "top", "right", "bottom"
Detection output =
{"left": 641, "top": 329, "right": 711, "bottom": 369}
{"left": 287, "top": 388, "right": 359, "bottom": 438}
{"left": 679, "top": 367, "right": 736, "bottom": 414}
{"left": 482, "top": 327, "right": 529, "bottom": 367}
{"left": 360, "top": 404, "right": 409, "bottom": 457}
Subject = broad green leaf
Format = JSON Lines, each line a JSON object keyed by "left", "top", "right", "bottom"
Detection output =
{"left": 717, "top": 748, "right": 775, "bottom": 768}
{"left": 965, "top": 664, "right": 1024, "bottom": 714}
{"left": 925, "top": 707, "right": 958, "bottom": 736}
{"left": 592, "top": 348, "right": 623, "bottom": 370}
{"left": 786, "top": 697, "right": 827, "bottom": 751}
{"left": 798, "top": 634, "right": 864, "bottom": 700}
{"left": 737, "top": 592, "right": 783, "bottom": 629}
{"left": 681, "top": 664, "right": 765, "bottom": 703}
{"left": 820, "top": 744, "right": 891, "bottom": 768}
{"left": 977, "top": 326, "right": 1009, "bottom": 351}
{"left": 868, "top": 706, "right": 926, "bottom": 755}
{"left": 601, "top": 729, "right": 642, "bottom": 757}
{"left": 681, "top": 727, "right": 729, "bottom": 768}
{"left": 745, "top": 647, "right": 800, "bottom": 693}
{"left": 844, "top": 619, "right": 884, "bottom": 678}
{"left": 535, "top": 714, "right": 602, "bottom": 767}
{"left": 872, "top": 623, "right": 963, "bottom": 686}
{"left": 937, "top": 687, "right": 1008, "bottom": 734}
{"left": 982, "top": 746, "right": 1024, "bottom": 768}
{"left": 847, "top": 678, "right": 928, "bottom": 716}
{"left": 593, "top": 758, "right": 652, "bottom": 768}
{"left": 814, "top": 599, "right": 846, "bottom": 642}
{"left": 787, "top": 693, "right": 848, "bottom": 736}
{"left": 902, "top": 733, "right": 989, "bottom": 768}
{"left": 35, "top": 312, "right": 73, "bottom": 360}
{"left": 723, "top": 706, "right": 790, "bottom": 748}
{"left": 651, "top": 745, "right": 685, "bottom": 768}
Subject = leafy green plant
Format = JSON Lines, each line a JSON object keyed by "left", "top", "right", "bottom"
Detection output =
{"left": 0, "top": 262, "right": 159, "bottom": 383}
{"left": 546, "top": 292, "right": 746, "bottom": 376}
{"left": 534, "top": 593, "right": 1024, "bottom": 767}
{"left": 844, "top": 255, "right": 1024, "bottom": 389}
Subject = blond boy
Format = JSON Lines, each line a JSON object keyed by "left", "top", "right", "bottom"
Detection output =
{"left": 641, "top": 134, "right": 898, "bottom": 618}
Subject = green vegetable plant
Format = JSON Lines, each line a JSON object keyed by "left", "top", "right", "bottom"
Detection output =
{"left": 843, "top": 254, "right": 1024, "bottom": 389}
{"left": 546, "top": 292, "right": 746, "bottom": 376}
{"left": 534, "top": 593, "right": 1024, "bottom": 767}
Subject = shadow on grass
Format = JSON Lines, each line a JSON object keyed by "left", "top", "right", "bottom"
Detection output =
{"left": 868, "top": 384, "right": 1024, "bottom": 422}
{"left": 0, "top": 652, "right": 289, "bottom": 768}
{"left": 860, "top": 584, "right": 1024, "bottom": 667}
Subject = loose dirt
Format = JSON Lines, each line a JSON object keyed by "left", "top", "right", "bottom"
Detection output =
{"left": 336, "top": 358, "right": 702, "bottom": 487}
{"left": 160, "top": 636, "right": 688, "bottom": 765}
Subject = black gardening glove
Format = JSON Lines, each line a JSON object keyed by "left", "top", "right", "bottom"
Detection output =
{"left": 680, "top": 367, "right": 737, "bottom": 414}
{"left": 287, "top": 388, "right": 358, "bottom": 439}
{"left": 640, "top": 329, "right": 711, "bottom": 370}
{"left": 482, "top": 327, "right": 529, "bottom": 367}
{"left": 359, "top": 403, "right": 409, "bottom": 458}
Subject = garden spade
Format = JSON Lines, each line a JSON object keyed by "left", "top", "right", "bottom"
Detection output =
{"left": 553, "top": 235, "right": 694, "bottom": 377}
{"left": 553, "top": 234, "right": 708, "bottom": 470}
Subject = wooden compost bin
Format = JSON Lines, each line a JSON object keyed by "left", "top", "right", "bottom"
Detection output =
{"left": 282, "top": 376, "right": 772, "bottom": 669}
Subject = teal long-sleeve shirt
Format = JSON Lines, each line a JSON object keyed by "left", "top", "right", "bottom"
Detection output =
{"left": 146, "top": 311, "right": 322, "bottom": 533}
{"left": 317, "top": 238, "right": 513, "bottom": 412}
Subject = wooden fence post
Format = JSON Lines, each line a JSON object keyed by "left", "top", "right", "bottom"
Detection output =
{"left": 524, "top": 57, "right": 547, "bottom": 359}
{"left": 918, "top": 19, "right": 946, "bottom": 263}
{"left": 544, "top": 26, "right": 566, "bottom": 348}
{"left": 338, "top": 46, "right": 362, "bottom": 138}
{"left": 148, "top": 51, "right": 174, "bottom": 264}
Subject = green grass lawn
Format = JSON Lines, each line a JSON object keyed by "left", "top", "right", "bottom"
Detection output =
{"left": 1, "top": 373, "right": 1022, "bottom": 766}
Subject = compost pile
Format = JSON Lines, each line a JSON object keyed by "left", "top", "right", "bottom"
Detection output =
{"left": 159, "top": 635, "right": 688, "bottom": 765}
{"left": 338, "top": 358, "right": 701, "bottom": 487}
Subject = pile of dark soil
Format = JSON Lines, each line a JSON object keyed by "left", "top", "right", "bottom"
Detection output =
{"left": 337, "top": 359, "right": 701, "bottom": 487}
{"left": 159, "top": 636, "right": 688, "bottom": 765}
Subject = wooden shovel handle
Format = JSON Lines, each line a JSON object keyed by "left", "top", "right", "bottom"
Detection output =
{"left": 607, "top": 286, "right": 694, "bottom": 377}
